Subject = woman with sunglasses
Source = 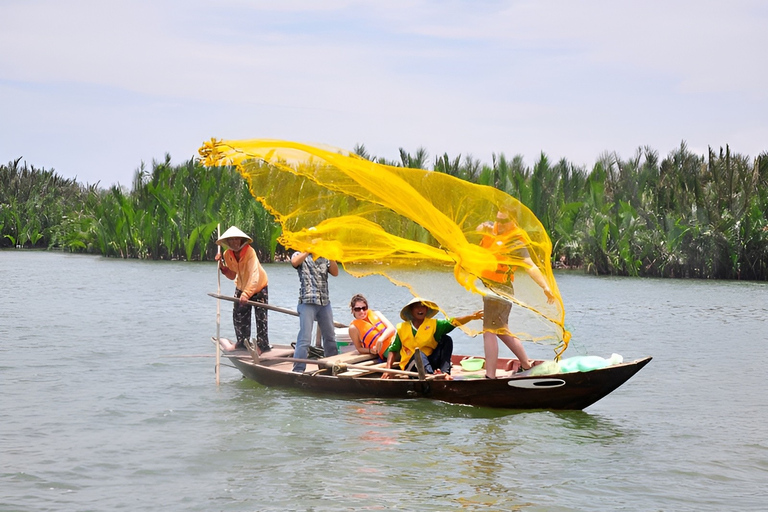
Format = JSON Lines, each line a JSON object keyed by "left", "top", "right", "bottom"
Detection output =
{"left": 347, "top": 294, "right": 396, "bottom": 361}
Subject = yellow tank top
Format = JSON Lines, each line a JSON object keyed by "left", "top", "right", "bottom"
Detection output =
{"left": 396, "top": 318, "right": 438, "bottom": 369}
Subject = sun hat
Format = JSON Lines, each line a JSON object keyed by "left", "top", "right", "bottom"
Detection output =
{"left": 216, "top": 226, "right": 253, "bottom": 247}
{"left": 400, "top": 297, "right": 440, "bottom": 321}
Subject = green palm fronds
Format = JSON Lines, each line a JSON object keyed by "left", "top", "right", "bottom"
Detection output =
{"left": 1, "top": 141, "right": 766, "bottom": 280}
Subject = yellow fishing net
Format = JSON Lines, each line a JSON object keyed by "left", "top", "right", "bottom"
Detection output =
{"left": 199, "top": 138, "right": 570, "bottom": 357}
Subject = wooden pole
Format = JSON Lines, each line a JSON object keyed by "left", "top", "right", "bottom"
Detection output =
{"left": 414, "top": 348, "right": 427, "bottom": 381}
{"left": 207, "top": 292, "right": 348, "bottom": 328}
{"left": 215, "top": 224, "right": 221, "bottom": 385}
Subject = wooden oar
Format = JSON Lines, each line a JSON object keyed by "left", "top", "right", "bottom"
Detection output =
{"left": 261, "top": 356, "right": 448, "bottom": 380}
{"left": 414, "top": 347, "right": 427, "bottom": 381}
{"left": 208, "top": 292, "right": 348, "bottom": 328}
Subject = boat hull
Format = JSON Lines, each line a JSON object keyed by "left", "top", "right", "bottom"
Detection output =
{"left": 226, "top": 348, "right": 652, "bottom": 410}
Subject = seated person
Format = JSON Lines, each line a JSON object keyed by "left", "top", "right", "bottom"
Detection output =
{"left": 383, "top": 297, "right": 482, "bottom": 379}
{"left": 347, "top": 294, "right": 396, "bottom": 360}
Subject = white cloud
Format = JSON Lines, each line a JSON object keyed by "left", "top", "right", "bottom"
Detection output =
{"left": 1, "top": 0, "right": 766, "bottom": 185}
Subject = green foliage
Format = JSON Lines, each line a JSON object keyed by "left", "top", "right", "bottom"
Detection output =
{"left": 431, "top": 142, "right": 767, "bottom": 280}
{"left": 0, "top": 156, "right": 281, "bottom": 262}
{"left": 0, "top": 157, "right": 85, "bottom": 249}
{"left": 2, "top": 141, "right": 766, "bottom": 280}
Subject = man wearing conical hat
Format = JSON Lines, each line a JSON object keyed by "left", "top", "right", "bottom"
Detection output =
{"left": 215, "top": 226, "right": 271, "bottom": 353}
{"left": 383, "top": 298, "right": 482, "bottom": 379}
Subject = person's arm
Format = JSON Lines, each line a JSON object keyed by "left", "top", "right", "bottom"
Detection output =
{"left": 449, "top": 310, "right": 484, "bottom": 327}
{"left": 476, "top": 221, "right": 494, "bottom": 232}
{"left": 216, "top": 251, "right": 236, "bottom": 280}
{"left": 374, "top": 311, "right": 396, "bottom": 353}
{"left": 382, "top": 336, "right": 400, "bottom": 379}
{"left": 383, "top": 336, "right": 401, "bottom": 361}
{"left": 522, "top": 256, "right": 555, "bottom": 304}
{"left": 348, "top": 324, "right": 367, "bottom": 355}
{"left": 291, "top": 251, "right": 308, "bottom": 268}
{"left": 328, "top": 259, "right": 339, "bottom": 277}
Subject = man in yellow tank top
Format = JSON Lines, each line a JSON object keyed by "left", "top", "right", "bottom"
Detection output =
{"left": 383, "top": 297, "right": 482, "bottom": 379}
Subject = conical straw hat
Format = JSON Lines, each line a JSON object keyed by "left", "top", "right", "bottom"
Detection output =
{"left": 216, "top": 226, "right": 253, "bottom": 246}
{"left": 400, "top": 297, "right": 440, "bottom": 321}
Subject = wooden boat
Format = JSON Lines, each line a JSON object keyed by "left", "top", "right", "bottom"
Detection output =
{"left": 220, "top": 342, "right": 652, "bottom": 410}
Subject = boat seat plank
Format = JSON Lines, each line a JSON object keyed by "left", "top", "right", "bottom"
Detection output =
{"left": 335, "top": 362, "right": 387, "bottom": 378}
{"left": 321, "top": 351, "right": 377, "bottom": 365}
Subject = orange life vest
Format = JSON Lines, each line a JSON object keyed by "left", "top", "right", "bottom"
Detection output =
{"left": 479, "top": 223, "right": 524, "bottom": 283}
{"left": 350, "top": 311, "right": 393, "bottom": 359}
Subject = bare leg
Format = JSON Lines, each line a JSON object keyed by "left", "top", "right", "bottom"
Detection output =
{"left": 498, "top": 333, "right": 531, "bottom": 370}
{"left": 483, "top": 331, "right": 499, "bottom": 378}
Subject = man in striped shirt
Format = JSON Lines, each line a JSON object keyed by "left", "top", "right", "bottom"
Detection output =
{"left": 290, "top": 250, "right": 339, "bottom": 372}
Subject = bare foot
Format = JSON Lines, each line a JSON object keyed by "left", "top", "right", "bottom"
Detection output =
{"left": 218, "top": 338, "right": 237, "bottom": 352}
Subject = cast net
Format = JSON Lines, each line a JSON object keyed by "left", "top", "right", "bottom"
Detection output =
{"left": 199, "top": 139, "right": 570, "bottom": 357}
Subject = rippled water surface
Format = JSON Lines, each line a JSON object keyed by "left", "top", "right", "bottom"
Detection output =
{"left": 1, "top": 251, "right": 766, "bottom": 511}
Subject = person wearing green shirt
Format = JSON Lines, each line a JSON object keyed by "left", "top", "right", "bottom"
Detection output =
{"left": 383, "top": 297, "right": 482, "bottom": 379}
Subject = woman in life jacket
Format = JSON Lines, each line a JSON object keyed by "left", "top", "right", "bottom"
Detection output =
{"left": 347, "top": 294, "right": 396, "bottom": 360}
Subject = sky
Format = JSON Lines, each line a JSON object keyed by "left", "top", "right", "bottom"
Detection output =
{"left": 1, "top": 0, "right": 766, "bottom": 187}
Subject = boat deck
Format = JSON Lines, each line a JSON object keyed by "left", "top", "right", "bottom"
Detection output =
{"left": 220, "top": 342, "right": 528, "bottom": 379}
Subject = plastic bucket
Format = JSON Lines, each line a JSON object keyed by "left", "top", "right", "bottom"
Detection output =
{"left": 335, "top": 327, "right": 353, "bottom": 352}
{"left": 336, "top": 341, "right": 354, "bottom": 352}
{"left": 460, "top": 358, "right": 485, "bottom": 371}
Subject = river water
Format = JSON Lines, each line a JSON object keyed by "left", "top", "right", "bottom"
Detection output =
{"left": 1, "top": 251, "right": 766, "bottom": 511}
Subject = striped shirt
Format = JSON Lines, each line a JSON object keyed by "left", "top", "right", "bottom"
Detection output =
{"left": 294, "top": 252, "right": 332, "bottom": 306}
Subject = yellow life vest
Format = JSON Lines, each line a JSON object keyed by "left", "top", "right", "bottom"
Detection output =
{"left": 396, "top": 318, "right": 438, "bottom": 370}
{"left": 350, "top": 311, "right": 393, "bottom": 359}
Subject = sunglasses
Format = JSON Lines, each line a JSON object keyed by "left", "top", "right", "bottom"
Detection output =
{"left": 353, "top": 306, "right": 368, "bottom": 312}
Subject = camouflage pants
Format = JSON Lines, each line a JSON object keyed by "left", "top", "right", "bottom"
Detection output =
{"left": 233, "top": 286, "right": 269, "bottom": 347}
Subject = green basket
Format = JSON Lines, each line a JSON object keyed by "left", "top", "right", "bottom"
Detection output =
{"left": 460, "top": 358, "right": 485, "bottom": 371}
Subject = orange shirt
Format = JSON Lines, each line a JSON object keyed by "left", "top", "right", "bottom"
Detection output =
{"left": 222, "top": 245, "right": 268, "bottom": 300}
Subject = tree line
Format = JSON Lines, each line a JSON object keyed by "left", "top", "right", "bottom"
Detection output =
{"left": 0, "top": 155, "right": 278, "bottom": 262}
{"left": 2, "top": 141, "right": 766, "bottom": 280}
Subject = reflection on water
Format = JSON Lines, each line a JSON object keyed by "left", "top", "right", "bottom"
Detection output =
{"left": 1, "top": 251, "right": 766, "bottom": 511}
{"left": 549, "top": 410, "right": 631, "bottom": 442}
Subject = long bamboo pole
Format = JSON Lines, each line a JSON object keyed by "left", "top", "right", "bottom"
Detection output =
{"left": 207, "top": 292, "right": 348, "bottom": 328}
{"left": 215, "top": 224, "right": 221, "bottom": 385}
